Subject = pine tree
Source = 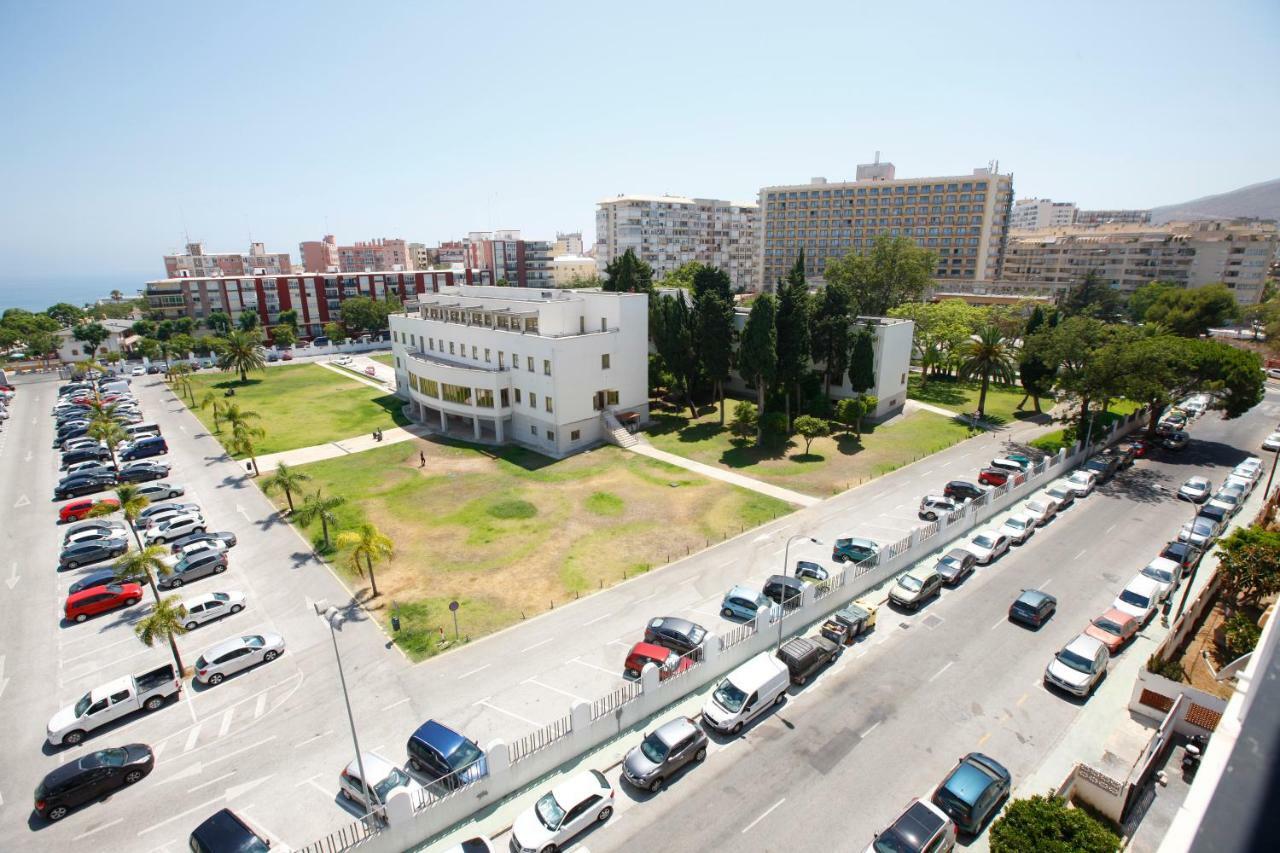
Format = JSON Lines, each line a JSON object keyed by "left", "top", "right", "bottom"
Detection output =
{"left": 774, "top": 252, "right": 811, "bottom": 429}
{"left": 737, "top": 295, "right": 778, "bottom": 446}
{"left": 696, "top": 291, "right": 736, "bottom": 425}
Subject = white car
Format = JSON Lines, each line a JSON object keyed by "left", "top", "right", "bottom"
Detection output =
{"left": 1177, "top": 476, "right": 1212, "bottom": 503}
{"left": 1179, "top": 516, "right": 1221, "bottom": 549}
{"left": 64, "top": 460, "right": 111, "bottom": 477}
{"left": 1044, "top": 634, "right": 1109, "bottom": 698}
{"left": 510, "top": 770, "right": 614, "bottom": 853}
{"left": 1113, "top": 575, "right": 1162, "bottom": 624}
{"left": 1234, "top": 458, "right": 1263, "bottom": 482}
{"left": 338, "top": 752, "right": 422, "bottom": 811}
{"left": 335, "top": 356, "right": 353, "bottom": 365}
{"left": 135, "top": 482, "right": 186, "bottom": 503}
{"left": 1224, "top": 473, "right": 1254, "bottom": 497}
{"left": 999, "top": 513, "right": 1038, "bottom": 545}
{"left": 179, "top": 590, "right": 246, "bottom": 629}
{"left": 1064, "top": 470, "right": 1097, "bottom": 496}
{"left": 144, "top": 513, "right": 206, "bottom": 544}
{"left": 131, "top": 366, "right": 146, "bottom": 376}
{"left": 1021, "top": 495, "right": 1059, "bottom": 526}
{"left": 1140, "top": 557, "right": 1181, "bottom": 602}
{"left": 1044, "top": 482, "right": 1077, "bottom": 509}
{"left": 194, "top": 633, "right": 286, "bottom": 686}
{"left": 1262, "top": 432, "right": 1280, "bottom": 452}
{"left": 1208, "top": 486, "right": 1245, "bottom": 518}
{"left": 64, "top": 526, "right": 128, "bottom": 546}
{"left": 966, "top": 529, "right": 1011, "bottom": 565}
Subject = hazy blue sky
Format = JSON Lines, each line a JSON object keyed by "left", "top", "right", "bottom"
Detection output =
{"left": 2, "top": 0, "right": 1277, "bottom": 282}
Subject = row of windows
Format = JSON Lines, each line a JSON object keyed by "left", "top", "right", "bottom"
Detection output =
{"left": 398, "top": 330, "right": 613, "bottom": 373}
{"left": 771, "top": 196, "right": 983, "bottom": 210}
{"left": 768, "top": 226, "right": 982, "bottom": 239}
{"left": 766, "top": 182, "right": 988, "bottom": 199}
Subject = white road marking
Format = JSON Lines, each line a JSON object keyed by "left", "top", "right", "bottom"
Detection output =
{"left": 305, "top": 777, "right": 331, "bottom": 797}
{"left": 753, "top": 532, "right": 771, "bottom": 543}
{"left": 741, "top": 797, "right": 786, "bottom": 834}
{"left": 474, "top": 698, "right": 542, "bottom": 727}
{"left": 205, "top": 736, "right": 277, "bottom": 767}
{"left": 74, "top": 818, "right": 124, "bottom": 840}
{"left": 631, "top": 591, "right": 659, "bottom": 605}
{"left": 519, "top": 638, "right": 554, "bottom": 653}
{"left": 1105, "top": 523, "right": 1117, "bottom": 534}
{"left": 582, "top": 611, "right": 614, "bottom": 627}
{"left": 860, "top": 721, "right": 881, "bottom": 738}
{"left": 919, "top": 469, "right": 934, "bottom": 477}
{"left": 382, "top": 697, "right": 411, "bottom": 712}
{"left": 189, "top": 770, "right": 236, "bottom": 793}
{"left": 184, "top": 723, "right": 203, "bottom": 753}
{"left": 1037, "top": 578, "right": 1053, "bottom": 591}
{"left": 928, "top": 661, "right": 954, "bottom": 682}
{"left": 990, "top": 615, "right": 1007, "bottom": 631}
{"left": 217, "top": 707, "right": 235, "bottom": 738}
{"left": 295, "top": 730, "right": 335, "bottom": 749}
{"left": 1075, "top": 549, "right": 1087, "bottom": 560}
{"left": 457, "top": 664, "right": 491, "bottom": 680}
{"left": 567, "top": 657, "right": 621, "bottom": 676}
{"left": 523, "top": 677, "right": 588, "bottom": 704}
{"left": 137, "top": 795, "right": 229, "bottom": 836}
{"left": 254, "top": 693, "right": 267, "bottom": 719}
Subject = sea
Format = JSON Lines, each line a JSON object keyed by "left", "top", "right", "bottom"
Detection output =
{"left": 0, "top": 273, "right": 154, "bottom": 313}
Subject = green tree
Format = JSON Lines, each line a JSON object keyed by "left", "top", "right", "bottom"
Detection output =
{"left": 205, "top": 311, "right": 232, "bottom": 335}
{"left": 1216, "top": 526, "right": 1280, "bottom": 607}
{"left": 811, "top": 282, "right": 855, "bottom": 396}
{"left": 340, "top": 296, "right": 382, "bottom": 333}
{"left": 26, "top": 329, "right": 58, "bottom": 366}
{"left": 114, "top": 543, "right": 172, "bottom": 602}
{"left": 1128, "top": 281, "right": 1181, "bottom": 323}
{"left": 237, "top": 310, "right": 261, "bottom": 332}
{"left": 199, "top": 390, "right": 226, "bottom": 433}
{"left": 219, "top": 402, "right": 260, "bottom": 435}
{"left": 47, "top": 302, "right": 85, "bottom": 326}
{"left": 261, "top": 461, "right": 311, "bottom": 513}
{"left": 89, "top": 483, "right": 151, "bottom": 551}
{"left": 295, "top": 489, "right": 347, "bottom": 550}
{"left": 990, "top": 793, "right": 1121, "bottom": 853}
{"left": 134, "top": 594, "right": 188, "bottom": 676}
{"left": 277, "top": 309, "right": 299, "bottom": 331}
{"left": 792, "top": 415, "right": 829, "bottom": 455}
{"left": 168, "top": 333, "right": 197, "bottom": 360}
{"left": 602, "top": 248, "right": 654, "bottom": 294}
{"left": 1119, "top": 335, "right": 1263, "bottom": 436}
{"left": 847, "top": 327, "right": 876, "bottom": 393}
{"left": 336, "top": 522, "right": 393, "bottom": 598}
{"left": 737, "top": 294, "right": 778, "bottom": 446}
{"left": 695, "top": 291, "right": 736, "bottom": 425}
{"left": 730, "top": 400, "right": 758, "bottom": 440}
{"left": 230, "top": 420, "right": 266, "bottom": 476}
{"left": 650, "top": 293, "right": 700, "bottom": 418}
{"left": 692, "top": 265, "right": 733, "bottom": 303}
{"left": 69, "top": 322, "right": 110, "bottom": 358}
{"left": 959, "top": 325, "right": 1019, "bottom": 419}
{"left": 1024, "top": 316, "right": 1115, "bottom": 434}
{"left": 87, "top": 416, "right": 128, "bottom": 472}
{"left": 1221, "top": 612, "right": 1261, "bottom": 660}
{"left": 217, "top": 330, "right": 267, "bottom": 382}
{"left": 270, "top": 324, "right": 297, "bottom": 348}
{"left": 661, "top": 261, "right": 704, "bottom": 291}
{"left": 1061, "top": 269, "right": 1123, "bottom": 319}
{"left": 1143, "top": 283, "right": 1238, "bottom": 338}
{"left": 835, "top": 395, "right": 878, "bottom": 436}
{"left": 775, "top": 253, "right": 811, "bottom": 428}
{"left": 824, "top": 235, "right": 937, "bottom": 315}
{"left": 559, "top": 273, "right": 603, "bottom": 289}
{"left": 890, "top": 298, "right": 988, "bottom": 380}
{"left": 324, "top": 321, "right": 348, "bottom": 343}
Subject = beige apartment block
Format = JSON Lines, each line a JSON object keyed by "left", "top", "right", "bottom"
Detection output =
{"left": 757, "top": 160, "right": 1015, "bottom": 291}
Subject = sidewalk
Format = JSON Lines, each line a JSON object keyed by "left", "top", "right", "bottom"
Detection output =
{"left": 627, "top": 443, "right": 821, "bottom": 507}
{"left": 254, "top": 422, "right": 434, "bottom": 472}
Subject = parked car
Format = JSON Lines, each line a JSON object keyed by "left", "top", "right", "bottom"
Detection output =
{"left": 63, "top": 525, "right": 126, "bottom": 546}
{"left": 61, "top": 446, "right": 111, "bottom": 468}
{"left": 889, "top": 565, "right": 944, "bottom": 610}
{"left": 1107, "top": 444, "right": 1137, "bottom": 469}
{"left": 944, "top": 480, "right": 986, "bottom": 502}
{"left": 405, "top": 720, "right": 488, "bottom": 788}
{"left": 34, "top": 744, "right": 155, "bottom": 821}
{"left": 643, "top": 617, "right": 707, "bottom": 656}
{"left": 266, "top": 352, "right": 280, "bottom": 363}
{"left": 624, "top": 642, "right": 694, "bottom": 681}
{"left": 1082, "top": 454, "right": 1118, "bottom": 483}
{"left": 130, "top": 366, "right": 146, "bottom": 376}
{"left": 1207, "top": 485, "right": 1246, "bottom": 518}
{"left": 1043, "top": 482, "right": 1076, "bottom": 509}
{"left": 1259, "top": 432, "right": 1280, "bottom": 452}
{"left": 54, "top": 471, "right": 117, "bottom": 500}
{"left": 1177, "top": 476, "right": 1213, "bottom": 503}
{"left": 65, "top": 582, "right": 142, "bottom": 622}
{"left": 864, "top": 798, "right": 957, "bottom": 853}
{"left": 832, "top": 537, "right": 880, "bottom": 563}
{"left": 1127, "top": 439, "right": 1150, "bottom": 459}
{"left": 59, "top": 537, "right": 128, "bottom": 569}
{"left": 1140, "top": 557, "right": 1182, "bottom": 602}
{"left": 338, "top": 751, "right": 422, "bottom": 811}
{"left": 136, "top": 501, "right": 200, "bottom": 528}
{"left": 1223, "top": 473, "right": 1254, "bottom": 498}
{"left": 1020, "top": 495, "right": 1058, "bottom": 526}
{"left": 64, "top": 460, "right": 111, "bottom": 477}
{"left": 156, "top": 550, "right": 227, "bottom": 590}
{"left": 46, "top": 664, "right": 181, "bottom": 745}
{"left": 998, "top": 513, "right": 1037, "bottom": 545}
{"left": 794, "top": 560, "right": 829, "bottom": 582}
{"left": 919, "top": 495, "right": 959, "bottom": 521}
{"left": 176, "top": 538, "right": 228, "bottom": 560}
{"left": 1179, "top": 515, "right": 1222, "bottom": 549}
{"left": 1044, "top": 634, "right": 1109, "bottom": 698}
{"left": 1064, "top": 470, "right": 1097, "bottom": 496}
{"left": 702, "top": 653, "right": 789, "bottom": 735}
{"left": 169, "top": 530, "right": 238, "bottom": 554}
{"left": 335, "top": 355, "right": 353, "bottom": 365}
{"left": 194, "top": 633, "right": 285, "bottom": 685}
{"left": 117, "top": 462, "right": 170, "bottom": 484}
{"left": 144, "top": 512, "right": 206, "bottom": 545}
{"left": 1159, "top": 540, "right": 1203, "bottom": 577}
{"left": 66, "top": 568, "right": 127, "bottom": 595}
{"left": 119, "top": 436, "right": 168, "bottom": 461}
{"left": 989, "top": 457, "right": 1029, "bottom": 474}
{"left": 1113, "top": 575, "right": 1162, "bottom": 624}
{"left": 720, "top": 585, "right": 772, "bottom": 621}
{"left": 931, "top": 753, "right": 1011, "bottom": 835}
{"left": 510, "top": 770, "right": 613, "bottom": 853}
{"left": 1163, "top": 431, "right": 1190, "bottom": 451}
{"left": 1008, "top": 589, "right": 1057, "bottom": 628}
{"left": 63, "top": 518, "right": 126, "bottom": 543}
{"left": 761, "top": 573, "right": 805, "bottom": 607}
{"left": 935, "top": 548, "right": 977, "bottom": 586}
{"left": 776, "top": 634, "right": 840, "bottom": 685}
{"left": 59, "top": 497, "right": 119, "bottom": 523}
{"left": 965, "top": 530, "right": 1010, "bottom": 565}
{"left": 621, "top": 716, "right": 707, "bottom": 792}
{"left": 179, "top": 591, "right": 246, "bottom": 629}
{"left": 189, "top": 810, "right": 270, "bottom": 852}
{"left": 977, "top": 467, "right": 1010, "bottom": 487}
{"left": 1234, "top": 458, "right": 1264, "bottom": 481}
{"left": 1084, "top": 608, "right": 1140, "bottom": 654}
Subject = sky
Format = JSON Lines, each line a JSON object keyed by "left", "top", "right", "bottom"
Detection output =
{"left": 1, "top": 0, "right": 1278, "bottom": 286}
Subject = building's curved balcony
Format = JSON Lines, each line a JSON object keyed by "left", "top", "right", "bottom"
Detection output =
{"left": 403, "top": 351, "right": 512, "bottom": 416}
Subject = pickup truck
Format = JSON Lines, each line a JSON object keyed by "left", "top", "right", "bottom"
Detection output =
{"left": 47, "top": 664, "right": 181, "bottom": 746}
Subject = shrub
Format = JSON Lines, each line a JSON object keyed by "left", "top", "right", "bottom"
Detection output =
{"left": 1146, "top": 653, "right": 1185, "bottom": 682}
{"left": 793, "top": 415, "right": 830, "bottom": 454}
{"left": 990, "top": 793, "right": 1122, "bottom": 853}
{"left": 1221, "top": 612, "right": 1261, "bottom": 660}
{"left": 730, "top": 400, "right": 758, "bottom": 439}
{"left": 761, "top": 411, "right": 788, "bottom": 438}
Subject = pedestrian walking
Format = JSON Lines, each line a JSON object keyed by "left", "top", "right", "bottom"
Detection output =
{"left": 419, "top": 451, "right": 426, "bottom": 467}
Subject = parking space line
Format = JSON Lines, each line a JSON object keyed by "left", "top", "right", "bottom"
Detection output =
{"left": 382, "top": 697, "right": 410, "bottom": 712}
{"left": 138, "top": 795, "right": 227, "bottom": 836}
{"left": 632, "top": 591, "right": 659, "bottom": 604}
{"left": 184, "top": 724, "right": 203, "bottom": 753}
{"left": 1075, "top": 549, "right": 1087, "bottom": 560}
{"left": 295, "top": 730, "right": 334, "bottom": 749}
{"left": 582, "top": 612, "right": 613, "bottom": 627}
{"left": 522, "top": 677, "right": 588, "bottom": 704}
{"left": 928, "top": 661, "right": 954, "bottom": 682}
{"left": 457, "top": 664, "right": 490, "bottom": 680}
{"left": 305, "top": 778, "right": 331, "bottom": 798}
{"left": 205, "top": 736, "right": 277, "bottom": 767}
{"left": 977, "top": 732, "right": 991, "bottom": 747}
{"left": 1037, "top": 579, "right": 1053, "bottom": 591}
{"left": 74, "top": 817, "right": 124, "bottom": 841}
{"left": 519, "top": 638, "right": 554, "bottom": 653}
{"left": 254, "top": 694, "right": 267, "bottom": 719}
{"left": 217, "top": 707, "right": 235, "bottom": 738}
{"left": 474, "top": 698, "right": 542, "bottom": 727}
{"left": 860, "top": 721, "right": 881, "bottom": 738}
{"left": 189, "top": 770, "right": 236, "bottom": 793}
{"left": 567, "top": 657, "right": 622, "bottom": 677}
{"left": 990, "top": 615, "right": 1006, "bottom": 630}
{"left": 741, "top": 797, "right": 786, "bottom": 834}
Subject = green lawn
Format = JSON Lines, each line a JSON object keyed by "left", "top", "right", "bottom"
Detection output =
{"left": 371, "top": 353, "right": 395, "bottom": 367}
{"left": 272, "top": 439, "right": 792, "bottom": 660}
{"left": 907, "top": 375, "right": 1036, "bottom": 425}
{"left": 184, "top": 364, "right": 408, "bottom": 457}
{"left": 1029, "top": 400, "right": 1144, "bottom": 453}
{"left": 646, "top": 400, "right": 976, "bottom": 497}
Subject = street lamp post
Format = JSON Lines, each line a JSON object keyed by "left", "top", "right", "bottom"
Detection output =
{"left": 778, "top": 535, "right": 822, "bottom": 649}
{"left": 314, "top": 602, "right": 376, "bottom": 812}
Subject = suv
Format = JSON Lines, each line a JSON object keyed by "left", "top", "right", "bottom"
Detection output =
{"left": 889, "top": 566, "right": 943, "bottom": 610}
{"left": 868, "top": 799, "right": 957, "bottom": 853}
{"left": 977, "top": 467, "right": 1010, "bottom": 487}
{"left": 931, "top": 753, "right": 1011, "bottom": 835}
{"left": 1083, "top": 454, "right": 1118, "bottom": 482}
{"left": 643, "top": 617, "right": 707, "bottom": 656}
{"left": 1008, "top": 589, "right": 1057, "bottom": 628}
{"left": 776, "top": 635, "right": 840, "bottom": 685}
{"left": 621, "top": 716, "right": 707, "bottom": 793}
{"left": 944, "top": 480, "right": 986, "bottom": 502}
{"left": 919, "top": 495, "right": 959, "bottom": 521}
{"left": 1044, "top": 633, "right": 1109, "bottom": 698}
{"left": 405, "top": 720, "right": 487, "bottom": 788}
{"left": 156, "top": 550, "right": 227, "bottom": 590}
{"left": 832, "top": 537, "right": 880, "bottom": 563}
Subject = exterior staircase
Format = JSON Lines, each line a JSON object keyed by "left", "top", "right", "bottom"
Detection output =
{"left": 601, "top": 409, "right": 640, "bottom": 448}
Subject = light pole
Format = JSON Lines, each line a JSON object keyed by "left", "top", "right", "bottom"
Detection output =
{"left": 779, "top": 535, "right": 822, "bottom": 649}
{"left": 314, "top": 602, "right": 375, "bottom": 812}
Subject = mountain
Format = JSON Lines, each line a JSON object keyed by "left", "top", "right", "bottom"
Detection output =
{"left": 1150, "top": 177, "right": 1280, "bottom": 224}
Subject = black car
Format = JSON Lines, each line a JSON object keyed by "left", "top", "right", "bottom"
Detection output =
{"left": 67, "top": 568, "right": 128, "bottom": 594}
{"left": 1159, "top": 540, "right": 1203, "bottom": 577}
{"left": 34, "top": 743, "right": 154, "bottom": 821}
{"left": 55, "top": 424, "right": 91, "bottom": 443}
{"left": 61, "top": 446, "right": 111, "bottom": 468}
{"left": 935, "top": 548, "right": 978, "bottom": 586}
{"left": 117, "top": 462, "right": 169, "bottom": 484}
{"left": 1198, "top": 504, "right": 1229, "bottom": 527}
{"left": 1083, "top": 455, "right": 1118, "bottom": 482}
{"left": 1008, "top": 589, "right": 1057, "bottom": 628}
{"left": 54, "top": 472, "right": 117, "bottom": 500}
{"left": 944, "top": 480, "right": 986, "bottom": 502}
{"left": 189, "top": 809, "right": 270, "bottom": 852}
{"left": 59, "top": 538, "right": 128, "bottom": 570}
{"left": 170, "top": 531, "right": 238, "bottom": 554}
{"left": 146, "top": 364, "right": 162, "bottom": 375}
{"left": 762, "top": 574, "right": 806, "bottom": 606}
{"left": 643, "top": 616, "right": 707, "bottom": 656}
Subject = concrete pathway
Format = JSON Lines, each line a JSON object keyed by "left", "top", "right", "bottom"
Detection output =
{"left": 253, "top": 422, "right": 434, "bottom": 473}
{"left": 314, "top": 358, "right": 392, "bottom": 392}
{"left": 627, "top": 442, "right": 821, "bottom": 507}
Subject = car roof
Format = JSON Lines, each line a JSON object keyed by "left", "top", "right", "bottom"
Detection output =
{"left": 628, "top": 642, "right": 673, "bottom": 661}
{"left": 1016, "top": 589, "right": 1052, "bottom": 606}
{"left": 841, "top": 537, "right": 877, "bottom": 548}
{"left": 942, "top": 754, "right": 1004, "bottom": 805}
{"left": 1124, "top": 574, "right": 1162, "bottom": 594}
{"left": 1185, "top": 476, "right": 1210, "bottom": 485}
{"left": 552, "top": 769, "right": 608, "bottom": 805}
{"left": 345, "top": 751, "right": 396, "bottom": 781}
{"left": 202, "top": 634, "right": 258, "bottom": 659}
{"left": 905, "top": 565, "right": 938, "bottom": 582}
{"left": 971, "top": 528, "right": 1001, "bottom": 540}
{"left": 67, "top": 583, "right": 132, "bottom": 603}
{"left": 191, "top": 809, "right": 263, "bottom": 847}
{"left": 1096, "top": 608, "right": 1136, "bottom": 626}
{"left": 923, "top": 494, "right": 953, "bottom": 503}
{"left": 943, "top": 548, "right": 972, "bottom": 560}
{"left": 651, "top": 716, "right": 698, "bottom": 747}
{"left": 888, "top": 800, "right": 947, "bottom": 847}
{"left": 410, "top": 719, "right": 469, "bottom": 755}
{"left": 726, "top": 584, "right": 761, "bottom": 600}
{"left": 1144, "top": 557, "right": 1180, "bottom": 575}
{"left": 1065, "top": 633, "right": 1106, "bottom": 657}
{"left": 649, "top": 615, "right": 698, "bottom": 634}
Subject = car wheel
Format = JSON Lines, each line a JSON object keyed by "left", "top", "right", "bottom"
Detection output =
{"left": 925, "top": 512, "right": 937, "bottom": 521}
{"left": 539, "top": 845, "right": 558, "bottom": 853}
{"left": 169, "top": 578, "right": 183, "bottom": 587}
{"left": 230, "top": 604, "right": 243, "bottom": 614}
{"left": 797, "top": 674, "right": 807, "bottom": 685}
{"left": 774, "top": 692, "right": 786, "bottom": 706}
{"left": 731, "top": 721, "right": 744, "bottom": 735}
{"left": 185, "top": 621, "right": 199, "bottom": 630}
{"left": 47, "top": 805, "right": 69, "bottom": 821}
{"left": 207, "top": 673, "right": 225, "bottom": 686}
{"left": 214, "top": 564, "right": 226, "bottom": 573}
{"left": 74, "top": 613, "right": 87, "bottom": 623}
{"left": 695, "top": 746, "right": 707, "bottom": 761}
{"left": 408, "top": 758, "right": 421, "bottom": 772}
{"left": 124, "top": 769, "right": 144, "bottom": 785}
{"left": 721, "top": 608, "right": 734, "bottom": 618}
{"left": 648, "top": 776, "right": 664, "bottom": 793}
{"left": 143, "top": 695, "right": 165, "bottom": 711}
{"left": 597, "top": 806, "right": 613, "bottom": 821}
{"left": 264, "top": 650, "right": 279, "bottom": 662}
{"left": 125, "top": 597, "right": 139, "bottom": 607}
{"left": 66, "top": 560, "right": 78, "bottom": 569}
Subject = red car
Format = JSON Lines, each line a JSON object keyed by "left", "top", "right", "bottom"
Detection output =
{"left": 977, "top": 467, "right": 1010, "bottom": 487}
{"left": 1128, "top": 439, "right": 1149, "bottom": 458}
{"left": 64, "top": 582, "right": 142, "bottom": 623}
{"left": 59, "top": 497, "right": 120, "bottom": 523}
{"left": 282, "top": 352, "right": 294, "bottom": 361}
{"left": 623, "top": 642, "right": 695, "bottom": 681}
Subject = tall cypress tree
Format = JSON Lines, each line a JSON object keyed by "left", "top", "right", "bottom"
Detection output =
{"left": 848, "top": 326, "right": 876, "bottom": 393}
{"left": 738, "top": 295, "right": 778, "bottom": 446}
{"left": 696, "top": 291, "right": 736, "bottom": 425}
{"left": 810, "top": 281, "right": 854, "bottom": 397}
{"left": 603, "top": 249, "right": 654, "bottom": 293}
{"left": 775, "top": 252, "right": 811, "bottom": 428}
{"left": 653, "top": 294, "right": 699, "bottom": 418}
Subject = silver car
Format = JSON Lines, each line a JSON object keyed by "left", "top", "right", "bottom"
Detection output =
{"left": 1179, "top": 516, "right": 1221, "bottom": 549}
{"left": 179, "top": 591, "right": 246, "bottom": 629}
{"left": 195, "top": 633, "right": 285, "bottom": 685}
{"left": 621, "top": 716, "right": 708, "bottom": 792}
{"left": 1177, "top": 476, "right": 1212, "bottom": 503}
{"left": 135, "top": 483, "right": 186, "bottom": 503}
{"left": 1044, "top": 634, "right": 1109, "bottom": 698}
{"left": 338, "top": 752, "right": 422, "bottom": 810}
{"left": 998, "top": 513, "right": 1037, "bottom": 545}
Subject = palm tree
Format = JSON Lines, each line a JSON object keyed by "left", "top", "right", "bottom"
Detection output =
{"left": 958, "top": 325, "right": 1019, "bottom": 420}
{"left": 261, "top": 462, "right": 310, "bottom": 513}
{"left": 230, "top": 421, "right": 266, "bottom": 476}
{"left": 220, "top": 403, "right": 260, "bottom": 434}
{"left": 218, "top": 330, "right": 267, "bottom": 383}
{"left": 336, "top": 523, "right": 392, "bottom": 597}
{"left": 87, "top": 418, "right": 129, "bottom": 472}
{"left": 199, "top": 391, "right": 226, "bottom": 433}
{"left": 134, "top": 595, "right": 188, "bottom": 676}
{"left": 114, "top": 543, "right": 172, "bottom": 602}
{"left": 89, "top": 483, "right": 151, "bottom": 550}
{"left": 918, "top": 339, "right": 946, "bottom": 386}
{"left": 295, "top": 489, "right": 346, "bottom": 551}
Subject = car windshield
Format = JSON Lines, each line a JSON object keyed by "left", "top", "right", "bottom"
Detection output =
{"left": 74, "top": 693, "right": 93, "bottom": 717}
{"left": 1192, "top": 519, "right": 1214, "bottom": 534}
{"left": 447, "top": 738, "right": 484, "bottom": 771}
{"left": 535, "top": 792, "right": 566, "bottom": 830}
{"left": 212, "top": 592, "right": 229, "bottom": 602}
{"left": 373, "top": 767, "right": 410, "bottom": 801}
{"left": 96, "top": 747, "right": 128, "bottom": 767}
{"left": 1056, "top": 649, "right": 1095, "bottom": 673}
{"left": 1005, "top": 518, "right": 1027, "bottom": 530}
{"left": 1093, "top": 618, "right": 1125, "bottom": 636}
{"left": 1026, "top": 501, "right": 1047, "bottom": 514}
{"left": 1120, "top": 590, "right": 1151, "bottom": 609}
{"left": 640, "top": 733, "right": 670, "bottom": 764}
{"left": 713, "top": 680, "right": 748, "bottom": 712}
{"left": 939, "top": 556, "right": 960, "bottom": 572}
{"left": 973, "top": 535, "right": 995, "bottom": 549}
{"left": 243, "top": 635, "right": 264, "bottom": 648}
{"left": 1143, "top": 567, "right": 1174, "bottom": 584}
{"left": 873, "top": 828, "right": 925, "bottom": 853}
{"left": 1069, "top": 473, "right": 1088, "bottom": 483}
{"left": 899, "top": 575, "right": 923, "bottom": 592}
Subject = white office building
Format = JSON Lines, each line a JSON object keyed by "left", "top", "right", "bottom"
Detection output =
{"left": 389, "top": 286, "right": 649, "bottom": 458}
{"left": 1010, "top": 197, "right": 1078, "bottom": 230}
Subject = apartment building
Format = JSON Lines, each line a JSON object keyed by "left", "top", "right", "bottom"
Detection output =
{"left": 551, "top": 232, "right": 584, "bottom": 256}
{"left": 551, "top": 255, "right": 598, "bottom": 285}
{"left": 389, "top": 285, "right": 649, "bottom": 457}
{"left": 1074, "top": 209, "right": 1152, "bottom": 226}
{"left": 463, "top": 231, "right": 555, "bottom": 288}
{"left": 594, "top": 195, "right": 760, "bottom": 290}
{"left": 1010, "top": 198, "right": 1078, "bottom": 230}
{"left": 436, "top": 241, "right": 467, "bottom": 265}
{"left": 143, "top": 268, "right": 489, "bottom": 340}
{"left": 757, "top": 160, "right": 1015, "bottom": 291}
{"left": 1002, "top": 219, "right": 1278, "bottom": 304}
{"left": 163, "top": 241, "right": 292, "bottom": 279}
{"left": 298, "top": 236, "right": 413, "bottom": 273}
{"left": 408, "top": 242, "right": 435, "bottom": 270}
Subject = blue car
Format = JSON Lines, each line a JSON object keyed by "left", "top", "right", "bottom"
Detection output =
{"left": 405, "top": 720, "right": 487, "bottom": 789}
{"left": 931, "top": 752, "right": 1011, "bottom": 835}
{"left": 720, "top": 585, "right": 772, "bottom": 621}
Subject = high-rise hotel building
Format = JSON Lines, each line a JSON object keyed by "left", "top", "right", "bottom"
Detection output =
{"left": 757, "top": 160, "right": 1014, "bottom": 291}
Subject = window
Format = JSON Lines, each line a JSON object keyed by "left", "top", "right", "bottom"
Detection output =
{"left": 571, "top": 429, "right": 581, "bottom": 441}
{"left": 449, "top": 342, "right": 455, "bottom": 355}
{"left": 543, "top": 359, "right": 551, "bottom": 376}
{"left": 545, "top": 397, "right": 553, "bottom": 413}
{"left": 484, "top": 348, "right": 490, "bottom": 363}
{"left": 601, "top": 353, "right": 610, "bottom": 369}
{"left": 475, "top": 389, "right": 494, "bottom": 408}
{"left": 500, "top": 388, "right": 509, "bottom": 407}
{"left": 514, "top": 388, "right": 522, "bottom": 403}
{"left": 395, "top": 357, "right": 401, "bottom": 369}
{"left": 546, "top": 429, "right": 554, "bottom": 441}
{"left": 606, "top": 390, "right": 619, "bottom": 406}
{"left": 529, "top": 392, "right": 537, "bottom": 408}
{"left": 441, "top": 383, "right": 470, "bottom": 405}
{"left": 601, "top": 317, "right": 607, "bottom": 332}
{"left": 471, "top": 345, "right": 477, "bottom": 359}
{"left": 526, "top": 356, "right": 534, "bottom": 372}
{"left": 530, "top": 425, "right": 537, "bottom": 436}
{"left": 428, "top": 338, "right": 434, "bottom": 351}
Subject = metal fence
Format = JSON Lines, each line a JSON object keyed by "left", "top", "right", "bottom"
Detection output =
{"left": 590, "top": 680, "right": 644, "bottom": 721}
{"left": 293, "top": 812, "right": 382, "bottom": 853}
{"left": 409, "top": 758, "right": 489, "bottom": 811}
{"left": 508, "top": 713, "right": 572, "bottom": 764}
{"left": 720, "top": 615, "right": 760, "bottom": 651}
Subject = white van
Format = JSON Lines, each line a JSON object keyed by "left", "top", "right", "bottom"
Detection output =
{"left": 702, "top": 652, "right": 789, "bottom": 734}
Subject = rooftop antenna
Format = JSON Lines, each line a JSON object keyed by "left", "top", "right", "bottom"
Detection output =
{"left": 874, "top": 150, "right": 880, "bottom": 164}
